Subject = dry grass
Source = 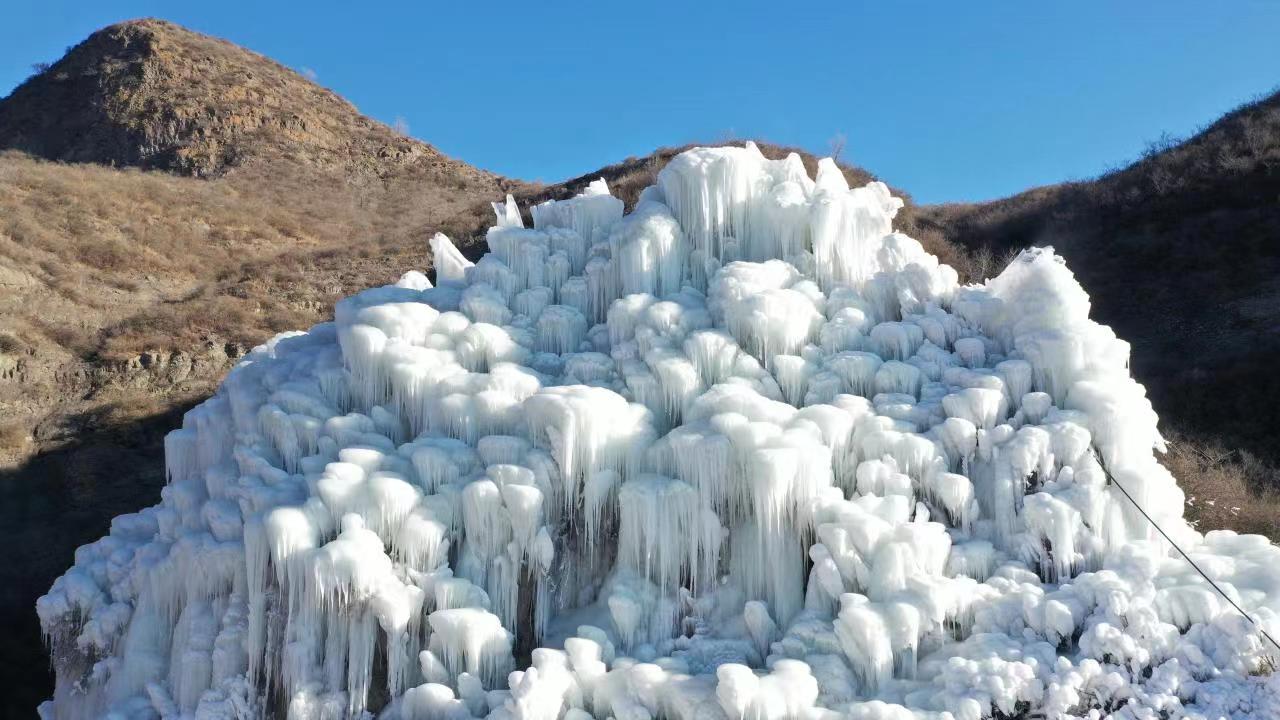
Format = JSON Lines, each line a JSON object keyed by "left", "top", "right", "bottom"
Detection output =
{"left": 1, "top": 151, "right": 329, "bottom": 275}
{"left": 0, "top": 422, "right": 27, "bottom": 450}
{"left": 0, "top": 19, "right": 498, "bottom": 182}
{"left": 1163, "top": 429, "right": 1280, "bottom": 540}
{"left": 0, "top": 333, "right": 24, "bottom": 355}
{"left": 0, "top": 17, "right": 515, "bottom": 367}
{"left": 0, "top": 151, "right": 502, "bottom": 362}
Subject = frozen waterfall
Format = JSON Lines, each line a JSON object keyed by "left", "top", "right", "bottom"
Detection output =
{"left": 38, "top": 143, "right": 1280, "bottom": 720}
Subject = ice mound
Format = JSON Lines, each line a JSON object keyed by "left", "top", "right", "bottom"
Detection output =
{"left": 38, "top": 143, "right": 1280, "bottom": 720}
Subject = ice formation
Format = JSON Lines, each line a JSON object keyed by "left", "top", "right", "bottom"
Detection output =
{"left": 39, "top": 143, "right": 1280, "bottom": 720}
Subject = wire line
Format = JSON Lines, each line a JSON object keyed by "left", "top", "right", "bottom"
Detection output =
{"left": 1090, "top": 447, "right": 1280, "bottom": 654}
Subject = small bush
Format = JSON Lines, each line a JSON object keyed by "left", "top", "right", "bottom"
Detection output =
{"left": 1162, "top": 429, "right": 1280, "bottom": 541}
{"left": 0, "top": 332, "right": 24, "bottom": 354}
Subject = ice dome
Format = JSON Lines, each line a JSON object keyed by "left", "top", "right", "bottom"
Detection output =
{"left": 38, "top": 143, "right": 1280, "bottom": 720}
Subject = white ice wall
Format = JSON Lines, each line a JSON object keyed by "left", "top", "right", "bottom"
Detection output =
{"left": 38, "top": 144, "right": 1280, "bottom": 720}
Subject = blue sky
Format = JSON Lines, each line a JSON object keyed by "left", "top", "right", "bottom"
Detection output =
{"left": 3, "top": 1, "right": 1278, "bottom": 203}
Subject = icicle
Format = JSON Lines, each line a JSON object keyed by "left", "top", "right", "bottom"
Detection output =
{"left": 430, "top": 233, "right": 474, "bottom": 286}
{"left": 536, "top": 305, "right": 589, "bottom": 354}
{"left": 743, "top": 601, "right": 778, "bottom": 662}
{"left": 426, "top": 608, "right": 514, "bottom": 689}
{"left": 532, "top": 180, "right": 623, "bottom": 247}
{"left": 493, "top": 194, "right": 525, "bottom": 228}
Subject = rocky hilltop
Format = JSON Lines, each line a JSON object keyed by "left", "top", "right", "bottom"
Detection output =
{"left": 0, "top": 18, "right": 484, "bottom": 179}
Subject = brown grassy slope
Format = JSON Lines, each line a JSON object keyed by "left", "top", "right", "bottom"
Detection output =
{"left": 0, "top": 17, "right": 515, "bottom": 367}
{"left": 0, "top": 19, "right": 525, "bottom": 468}
{"left": 922, "top": 88, "right": 1280, "bottom": 537}
{"left": 0, "top": 151, "right": 456, "bottom": 708}
{"left": 0, "top": 152, "right": 512, "bottom": 458}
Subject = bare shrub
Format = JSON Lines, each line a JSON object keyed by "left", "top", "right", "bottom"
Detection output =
{"left": 0, "top": 332, "right": 24, "bottom": 354}
{"left": 1162, "top": 429, "right": 1280, "bottom": 541}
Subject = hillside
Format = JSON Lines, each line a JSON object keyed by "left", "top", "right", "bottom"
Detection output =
{"left": 1, "top": 18, "right": 484, "bottom": 179}
{"left": 0, "top": 18, "right": 520, "bottom": 459}
{"left": 921, "top": 88, "right": 1280, "bottom": 537}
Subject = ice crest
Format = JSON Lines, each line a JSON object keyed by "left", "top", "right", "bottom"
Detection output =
{"left": 38, "top": 144, "right": 1280, "bottom": 720}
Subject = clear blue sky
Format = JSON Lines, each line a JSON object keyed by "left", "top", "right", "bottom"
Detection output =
{"left": 2, "top": 1, "right": 1278, "bottom": 203}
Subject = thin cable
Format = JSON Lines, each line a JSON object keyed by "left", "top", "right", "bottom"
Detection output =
{"left": 1090, "top": 447, "right": 1280, "bottom": 654}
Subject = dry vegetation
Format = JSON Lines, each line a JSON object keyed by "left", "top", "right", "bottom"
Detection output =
{"left": 0, "top": 19, "right": 494, "bottom": 181}
{"left": 1163, "top": 429, "right": 1280, "bottom": 540}
{"left": 0, "top": 153, "right": 479, "bottom": 359}
{"left": 0, "top": 17, "right": 516, "bottom": 374}
{"left": 0, "top": 149, "right": 514, "bottom": 495}
{"left": 0, "top": 421, "right": 27, "bottom": 450}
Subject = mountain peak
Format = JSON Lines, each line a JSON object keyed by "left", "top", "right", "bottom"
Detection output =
{"left": 0, "top": 19, "right": 475, "bottom": 179}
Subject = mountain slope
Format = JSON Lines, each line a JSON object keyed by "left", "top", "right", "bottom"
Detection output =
{"left": 921, "top": 88, "right": 1280, "bottom": 535}
{"left": 0, "top": 18, "right": 523, "bottom": 461}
